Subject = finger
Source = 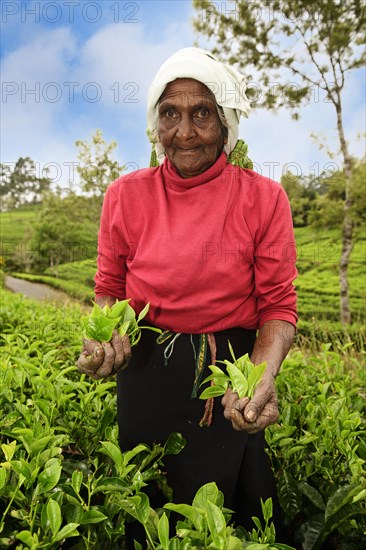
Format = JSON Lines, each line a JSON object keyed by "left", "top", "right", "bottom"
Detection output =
{"left": 83, "top": 338, "right": 103, "bottom": 355}
{"left": 221, "top": 388, "right": 237, "bottom": 407}
{"left": 77, "top": 343, "right": 105, "bottom": 374}
{"left": 110, "top": 330, "right": 125, "bottom": 371}
{"left": 121, "top": 334, "right": 131, "bottom": 368}
{"left": 222, "top": 394, "right": 249, "bottom": 421}
{"left": 244, "top": 377, "right": 275, "bottom": 423}
{"left": 222, "top": 389, "right": 239, "bottom": 421}
{"left": 93, "top": 341, "right": 116, "bottom": 379}
{"left": 232, "top": 400, "right": 279, "bottom": 433}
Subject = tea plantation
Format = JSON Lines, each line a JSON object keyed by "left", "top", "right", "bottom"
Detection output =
{"left": 0, "top": 207, "right": 365, "bottom": 548}
{"left": 0, "top": 287, "right": 365, "bottom": 549}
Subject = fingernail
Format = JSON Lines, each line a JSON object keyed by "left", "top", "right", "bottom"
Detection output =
{"left": 95, "top": 347, "right": 103, "bottom": 357}
{"left": 246, "top": 410, "right": 256, "bottom": 422}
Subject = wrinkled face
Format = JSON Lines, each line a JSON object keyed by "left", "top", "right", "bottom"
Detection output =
{"left": 157, "top": 78, "right": 227, "bottom": 178}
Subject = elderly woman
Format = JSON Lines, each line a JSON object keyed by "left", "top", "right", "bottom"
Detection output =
{"left": 77, "top": 48, "right": 297, "bottom": 541}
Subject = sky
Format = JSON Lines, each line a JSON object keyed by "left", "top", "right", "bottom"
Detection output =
{"left": 1, "top": 0, "right": 365, "bottom": 191}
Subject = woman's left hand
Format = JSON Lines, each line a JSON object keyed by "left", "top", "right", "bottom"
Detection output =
{"left": 221, "top": 370, "right": 279, "bottom": 433}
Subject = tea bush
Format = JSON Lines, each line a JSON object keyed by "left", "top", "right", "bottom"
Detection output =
{"left": 1, "top": 290, "right": 365, "bottom": 549}
{"left": 0, "top": 291, "right": 292, "bottom": 549}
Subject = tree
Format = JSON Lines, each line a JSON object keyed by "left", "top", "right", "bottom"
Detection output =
{"left": 30, "top": 190, "right": 99, "bottom": 273}
{"left": 0, "top": 157, "right": 51, "bottom": 210}
{"left": 309, "top": 157, "right": 366, "bottom": 228}
{"left": 29, "top": 130, "right": 125, "bottom": 273}
{"left": 75, "top": 129, "right": 124, "bottom": 204}
{"left": 193, "top": 0, "right": 365, "bottom": 323}
{"left": 281, "top": 171, "right": 317, "bottom": 227}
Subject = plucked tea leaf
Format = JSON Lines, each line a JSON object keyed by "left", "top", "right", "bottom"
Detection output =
{"left": 82, "top": 315, "right": 119, "bottom": 342}
{"left": 226, "top": 363, "right": 248, "bottom": 398}
{"left": 137, "top": 302, "right": 150, "bottom": 323}
{"left": 123, "top": 303, "right": 137, "bottom": 323}
{"left": 109, "top": 299, "right": 130, "bottom": 318}
{"left": 247, "top": 362, "right": 267, "bottom": 398}
{"left": 199, "top": 386, "right": 227, "bottom": 399}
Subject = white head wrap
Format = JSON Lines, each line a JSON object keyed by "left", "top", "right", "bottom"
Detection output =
{"left": 147, "top": 47, "right": 251, "bottom": 164}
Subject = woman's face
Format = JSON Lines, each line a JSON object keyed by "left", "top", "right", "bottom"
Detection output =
{"left": 157, "top": 78, "right": 227, "bottom": 178}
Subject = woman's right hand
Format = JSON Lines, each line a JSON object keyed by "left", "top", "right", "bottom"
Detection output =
{"left": 77, "top": 330, "right": 131, "bottom": 379}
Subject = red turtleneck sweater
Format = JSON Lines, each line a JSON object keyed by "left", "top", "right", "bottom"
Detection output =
{"left": 94, "top": 152, "right": 297, "bottom": 333}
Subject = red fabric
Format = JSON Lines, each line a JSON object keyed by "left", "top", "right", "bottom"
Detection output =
{"left": 94, "top": 152, "right": 298, "bottom": 332}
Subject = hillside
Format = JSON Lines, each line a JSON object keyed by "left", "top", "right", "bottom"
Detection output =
{"left": 2, "top": 206, "right": 365, "bottom": 324}
{"left": 0, "top": 205, "right": 38, "bottom": 246}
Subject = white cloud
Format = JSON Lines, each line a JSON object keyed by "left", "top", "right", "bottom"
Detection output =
{"left": 1, "top": 9, "right": 364, "bottom": 189}
{"left": 1, "top": 17, "right": 195, "bottom": 183}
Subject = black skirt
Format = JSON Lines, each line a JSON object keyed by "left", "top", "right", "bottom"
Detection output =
{"left": 117, "top": 325, "right": 281, "bottom": 532}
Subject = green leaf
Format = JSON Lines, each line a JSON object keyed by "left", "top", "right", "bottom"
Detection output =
{"left": 158, "top": 512, "right": 170, "bottom": 550}
{"left": 206, "top": 500, "right": 226, "bottom": 537}
{"left": 53, "top": 523, "right": 79, "bottom": 542}
{"left": 261, "top": 497, "right": 273, "bottom": 523}
{"left": 137, "top": 302, "right": 150, "bottom": 323}
{"left": 135, "top": 492, "right": 150, "bottom": 525}
{"left": 124, "top": 443, "right": 149, "bottom": 465}
{"left": 82, "top": 315, "right": 119, "bottom": 342}
{"left": 164, "top": 432, "right": 186, "bottom": 456}
{"left": 226, "top": 536, "right": 243, "bottom": 549}
{"left": 37, "top": 461, "right": 62, "bottom": 493}
{"left": 325, "top": 484, "right": 364, "bottom": 523}
{"left": 298, "top": 482, "right": 325, "bottom": 511}
{"left": 193, "top": 482, "right": 219, "bottom": 511}
{"left": 226, "top": 363, "right": 248, "bottom": 398}
{"left": 299, "top": 513, "right": 324, "bottom": 550}
{"left": 71, "top": 470, "right": 83, "bottom": 495}
{"left": 1, "top": 440, "right": 17, "bottom": 461}
{"left": 164, "top": 503, "right": 203, "bottom": 530}
{"left": 94, "top": 477, "right": 130, "bottom": 493}
{"left": 80, "top": 510, "right": 108, "bottom": 524}
{"left": 123, "top": 303, "right": 137, "bottom": 323}
{"left": 16, "top": 531, "right": 38, "bottom": 548}
{"left": 352, "top": 488, "right": 366, "bottom": 504}
{"left": 109, "top": 299, "right": 130, "bottom": 318}
{"left": 227, "top": 340, "right": 236, "bottom": 362}
{"left": 277, "top": 472, "right": 301, "bottom": 522}
{"left": 119, "top": 321, "right": 131, "bottom": 338}
{"left": 199, "top": 386, "right": 227, "bottom": 399}
{"left": 29, "top": 435, "right": 53, "bottom": 456}
{"left": 47, "top": 499, "right": 62, "bottom": 536}
{"left": 10, "top": 459, "right": 32, "bottom": 481}
{"left": 0, "top": 468, "right": 7, "bottom": 491}
{"left": 65, "top": 503, "right": 84, "bottom": 524}
{"left": 247, "top": 362, "right": 267, "bottom": 398}
{"left": 98, "top": 441, "right": 124, "bottom": 471}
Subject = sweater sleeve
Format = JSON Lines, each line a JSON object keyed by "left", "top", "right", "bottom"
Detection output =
{"left": 94, "top": 183, "right": 128, "bottom": 300}
{"left": 253, "top": 185, "right": 298, "bottom": 328}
